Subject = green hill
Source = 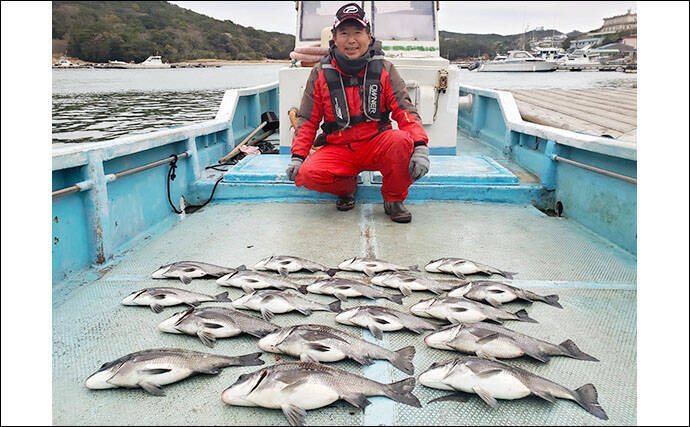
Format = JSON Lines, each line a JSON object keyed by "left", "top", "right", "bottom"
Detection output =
{"left": 439, "top": 29, "right": 567, "bottom": 59}
{"left": 52, "top": 1, "right": 295, "bottom": 63}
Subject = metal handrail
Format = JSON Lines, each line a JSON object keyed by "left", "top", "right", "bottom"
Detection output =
{"left": 52, "top": 152, "right": 190, "bottom": 199}
{"left": 551, "top": 154, "right": 637, "bottom": 184}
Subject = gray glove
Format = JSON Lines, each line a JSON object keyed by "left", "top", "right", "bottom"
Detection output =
{"left": 409, "top": 145, "right": 430, "bottom": 180}
{"left": 286, "top": 157, "right": 304, "bottom": 181}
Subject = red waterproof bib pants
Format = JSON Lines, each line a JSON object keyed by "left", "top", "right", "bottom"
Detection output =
{"left": 294, "top": 129, "right": 414, "bottom": 202}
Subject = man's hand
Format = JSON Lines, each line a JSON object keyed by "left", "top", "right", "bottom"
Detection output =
{"left": 409, "top": 145, "right": 429, "bottom": 180}
{"left": 285, "top": 157, "right": 304, "bottom": 181}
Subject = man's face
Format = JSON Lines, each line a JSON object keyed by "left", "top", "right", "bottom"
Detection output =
{"left": 333, "top": 22, "right": 371, "bottom": 59}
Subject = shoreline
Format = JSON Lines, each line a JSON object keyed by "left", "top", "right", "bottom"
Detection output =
{"left": 53, "top": 55, "right": 291, "bottom": 66}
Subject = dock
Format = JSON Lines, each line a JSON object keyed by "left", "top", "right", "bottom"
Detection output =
{"left": 507, "top": 89, "right": 637, "bottom": 142}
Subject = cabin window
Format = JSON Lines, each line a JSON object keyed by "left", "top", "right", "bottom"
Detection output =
{"left": 300, "top": 1, "right": 365, "bottom": 41}
{"left": 513, "top": 52, "right": 530, "bottom": 59}
{"left": 372, "top": 1, "right": 435, "bottom": 41}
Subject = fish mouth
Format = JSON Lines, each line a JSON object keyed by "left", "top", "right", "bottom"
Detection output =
{"left": 84, "top": 370, "right": 118, "bottom": 390}
{"left": 221, "top": 388, "right": 256, "bottom": 406}
{"left": 157, "top": 315, "right": 183, "bottom": 333}
{"left": 151, "top": 265, "right": 171, "bottom": 278}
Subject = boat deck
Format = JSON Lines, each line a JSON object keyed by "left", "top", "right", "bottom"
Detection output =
{"left": 52, "top": 130, "right": 636, "bottom": 425}
{"left": 507, "top": 89, "right": 637, "bottom": 143}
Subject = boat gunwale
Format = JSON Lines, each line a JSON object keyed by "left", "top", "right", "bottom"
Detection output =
{"left": 459, "top": 83, "right": 637, "bottom": 161}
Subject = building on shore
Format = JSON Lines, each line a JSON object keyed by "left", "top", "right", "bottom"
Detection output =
{"left": 622, "top": 35, "right": 637, "bottom": 49}
{"left": 590, "top": 9, "right": 637, "bottom": 35}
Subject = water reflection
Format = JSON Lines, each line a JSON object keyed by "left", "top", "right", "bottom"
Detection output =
{"left": 52, "top": 90, "right": 224, "bottom": 144}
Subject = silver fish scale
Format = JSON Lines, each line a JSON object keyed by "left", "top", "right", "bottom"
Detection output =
{"left": 255, "top": 362, "right": 388, "bottom": 397}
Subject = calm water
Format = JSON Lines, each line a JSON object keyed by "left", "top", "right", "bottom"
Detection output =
{"left": 52, "top": 65, "right": 636, "bottom": 144}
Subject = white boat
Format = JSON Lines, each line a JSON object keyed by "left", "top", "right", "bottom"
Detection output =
{"left": 108, "top": 56, "right": 171, "bottom": 69}
{"left": 53, "top": 56, "right": 78, "bottom": 68}
{"left": 477, "top": 50, "right": 558, "bottom": 72}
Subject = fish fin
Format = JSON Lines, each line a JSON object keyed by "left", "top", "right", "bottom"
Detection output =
{"left": 234, "top": 352, "right": 264, "bottom": 366}
{"left": 351, "top": 354, "right": 374, "bottom": 366}
{"left": 522, "top": 349, "right": 550, "bottom": 363}
{"left": 150, "top": 304, "right": 164, "bottom": 314}
{"left": 475, "top": 333, "right": 501, "bottom": 345}
{"left": 179, "top": 275, "right": 192, "bottom": 285}
{"left": 138, "top": 381, "right": 165, "bottom": 396}
{"left": 368, "top": 323, "right": 384, "bottom": 340}
{"left": 195, "top": 366, "right": 221, "bottom": 375}
{"left": 279, "top": 268, "right": 288, "bottom": 278}
{"left": 197, "top": 330, "right": 216, "bottom": 348}
{"left": 326, "top": 268, "right": 338, "bottom": 277}
{"left": 407, "top": 327, "right": 427, "bottom": 335}
{"left": 363, "top": 267, "right": 375, "bottom": 277}
{"left": 388, "top": 293, "right": 404, "bottom": 305}
{"left": 484, "top": 297, "right": 502, "bottom": 308}
{"left": 543, "top": 294, "right": 563, "bottom": 309}
{"left": 472, "top": 386, "right": 498, "bottom": 408}
{"left": 475, "top": 349, "right": 498, "bottom": 361}
{"left": 306, "top": 342, "right": 331, "bottom": 352}
{"left": 189, "top": 300, "right": 202, "bottom": 307}
{"left": 409, "top": 265, "right": 420, "bottom": 272}
{"left": 297, "top": 285, "right": 309, "bottom": 295}
{"left": 558, "top": 339, "right": 599, "bottom": 362}
{"left": 281, "top": 403, "right": 307, "bottom": 427}
{"left": 202, "top": 322, "right": 224, "bottom": 329}
{"left": 532, "top": 389, "right": 557, "bottom": 403}
{"left": 260, "top": 307, "right": 275, "bottom": 322}
{"left": 241, "top": 285, "right": 254, "bottom": 294}
{"left": 514, "top": 309, "right": 538, "bottom": 323}
{"left": 465, "top": 360, "right": 502, "bottom": 377}
{"left": 399, "top": 285, "right": 413, "bottom": 297}
{"left": 139, "top": 368, "right": 172, "bottom": 375}
{"left": 300, "top": 353, "right": 319, "bottom": 363}
{"left": 453, "top": 271, "right": 466, "bottom": 279}
{"left": 390, "top": 345, "right": 415, "bottom": 375}
{"left": 428, "top": 392, "right": 471, "bottom": 404}
{"left": 498, "top": 270, "right": 517, "bottom": 280}
{"left": 328, "top": 300, "right": 342, "bottom": 313}
{"left": 214, "top": 292, "right": 232, "bottom": 303}
{"left": 282, "top": 378, "right": 309, "bottom": 392}
{"left": 295, "top": 308, "right": 312, "bottom": 316}
{"left": 334, "top": 292, "right": 348, "bottom": 302}
{"left": 574, "top": 384, "right": 609, "bottom": 420}
{"left": 236, "top": 264, "right": 247, "bottom": 271}
{"left": 384, "top": 377, "right": 421, "bottom": 408}
{"left": 342, "top": 393, "right": 371, "bottom": 409}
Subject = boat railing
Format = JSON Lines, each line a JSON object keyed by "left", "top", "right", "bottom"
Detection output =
{"left": 457, "top": 83, "right": 637, "bottom": 255}
{"left": 52, "top": 81, "right": 279, "bottom": 284}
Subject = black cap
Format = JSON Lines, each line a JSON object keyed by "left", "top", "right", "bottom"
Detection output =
{"left": 333, "top": 3, "right": 369, "bottom": 30}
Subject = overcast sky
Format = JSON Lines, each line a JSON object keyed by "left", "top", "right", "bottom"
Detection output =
{"left": 168, "top": 1, "right": 637, "bottom": 36}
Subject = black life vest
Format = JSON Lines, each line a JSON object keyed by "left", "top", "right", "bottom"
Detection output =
{"left": 320, "top": 53, "right": 391, "bottom": 135}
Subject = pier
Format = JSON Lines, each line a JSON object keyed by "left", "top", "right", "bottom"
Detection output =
{"left": 507, "top": 88, "right": 637, "bottom": 142}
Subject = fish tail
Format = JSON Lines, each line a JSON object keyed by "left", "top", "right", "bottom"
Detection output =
{"left": 230, "top": 352, "right": 264, "bottom": 367}
{"left": 408, "top": 265, "right": 420, "bottom": 272}
{"left": 297, "top": 285, "right": 309, "bottom": 295}
{"left": 389, "top": 345, "right": 416, "bottom": 375}
{"left": 328, "top": 300, "right": 342, "bottom": 313}
{"left": 384, "top": 377, "right": 421, "bottom": 408}
{"left": 541, "top": 294, "right": 563, "bottom": 309}
{"left": 325, "top": 268, "right": 338, "bottom": 277}
{"left": 514, "top": 309, "right": 538, "bottom": 323}
{"left": 214, "top": 292, "right": 232, "bottom": 303}
{"left": 558, "top": 339, "right": 599, "bottom": 362}
{"left": 573, "top": 384, "right": 608, "bottom": 420}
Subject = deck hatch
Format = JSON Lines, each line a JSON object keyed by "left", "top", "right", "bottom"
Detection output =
{"left": 223, "top": 155, "right": 364, "bottom": 184}
{"left": 371, "top": 155, "right": 518, "bottom": 185}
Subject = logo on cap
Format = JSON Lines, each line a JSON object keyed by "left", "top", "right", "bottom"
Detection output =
{"left": 342, "top": 5, "right": 359, "bottom": 14}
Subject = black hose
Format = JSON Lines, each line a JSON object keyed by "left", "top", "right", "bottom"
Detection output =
{"left": 167, "top": 154, "right": 223, "bottom": 214}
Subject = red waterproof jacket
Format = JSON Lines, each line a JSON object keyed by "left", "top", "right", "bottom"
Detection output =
{"left": 291, "top": 55, "right": 428, "bottom": 159}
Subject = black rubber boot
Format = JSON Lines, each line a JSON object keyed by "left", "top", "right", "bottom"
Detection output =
{"left": 336, "top": 188, "right": 357, "bottom": 211}
{"left": 383, "top": 201, "right": 412, "bottom": 223}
